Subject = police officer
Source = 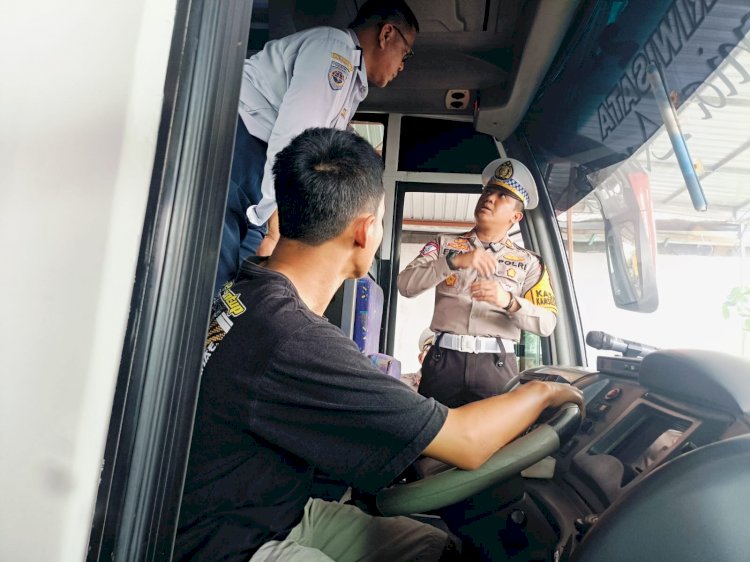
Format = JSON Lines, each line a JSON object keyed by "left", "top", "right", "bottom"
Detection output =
{"left": 216, "top": 0, "right": 419, "bottom": 292}
{"left": 397, "top": 158, "right": 558, "bottom": 407}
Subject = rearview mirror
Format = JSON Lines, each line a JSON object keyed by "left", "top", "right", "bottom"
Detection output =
{"left": 592, "top": 164, "right": 659, "bottom": 312}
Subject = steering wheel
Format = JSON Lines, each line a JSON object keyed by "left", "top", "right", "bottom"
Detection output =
{"left": 375, "top": 402, "right": 582, "bottom": 516}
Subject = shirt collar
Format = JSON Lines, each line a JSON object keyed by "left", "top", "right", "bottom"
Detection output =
{"left": 347, "top": 29, "right": 368, "bottom": 85}
{"left": 468, "top": 229, "right": 510, "bottom": 252}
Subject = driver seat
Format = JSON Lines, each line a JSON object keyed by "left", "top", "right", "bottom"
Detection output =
{"left": 571, "top": 434, "right": 750, "bottom": 562}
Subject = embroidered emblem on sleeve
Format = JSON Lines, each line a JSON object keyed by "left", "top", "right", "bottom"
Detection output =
{"left": 524, "top": 269, "right": 558, "bottom": 314}
{"left": 419, "top": 240, "right": 439, "bottom": 256}
{"left": 328, "top": 52, "right": 352, "bottom": 90}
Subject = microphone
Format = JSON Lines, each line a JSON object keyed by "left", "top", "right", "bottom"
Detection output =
{"left": 586, "top": 331, "right": 659, "bottom": 358}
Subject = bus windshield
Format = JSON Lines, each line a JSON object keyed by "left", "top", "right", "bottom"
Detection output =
{"left": 529, "top": 1, "right": 750, "bottom": 361}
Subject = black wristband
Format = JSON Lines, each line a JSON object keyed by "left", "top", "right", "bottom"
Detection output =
{"left": 446, "top": 251, "right": 459, "bottom": 270}
{"left": 503, "top": 295, "right": 516, "bottom": 311}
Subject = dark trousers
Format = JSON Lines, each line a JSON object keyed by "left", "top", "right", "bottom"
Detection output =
{"left": 419, "top": 344, "right": 519, "bottom": 407}
{"left": 215, "top": 118, "right": 267, "bottom": 293}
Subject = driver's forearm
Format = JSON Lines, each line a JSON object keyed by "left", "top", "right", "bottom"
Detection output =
{"left": 423, "top": 381, "right": 555, "bottom": 470}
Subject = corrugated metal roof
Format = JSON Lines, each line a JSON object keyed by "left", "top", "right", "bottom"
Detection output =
{"left": 400, "top": 39, "right": 750, "bottom": 236}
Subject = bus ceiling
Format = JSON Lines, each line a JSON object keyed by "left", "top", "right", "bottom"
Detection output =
{"left": 258, "top": 0, "right": 583, "bottom": 137}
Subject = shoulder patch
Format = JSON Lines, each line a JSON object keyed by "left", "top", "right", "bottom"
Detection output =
{"left": 328, "top": 52, "right": 352, "bottom": 90}
{"left": 419, "top": 240, "right": 439, "bottom": 256}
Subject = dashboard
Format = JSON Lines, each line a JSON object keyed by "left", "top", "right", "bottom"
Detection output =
{"left": 442, "top": 349, "right": 750, "bottom": 561}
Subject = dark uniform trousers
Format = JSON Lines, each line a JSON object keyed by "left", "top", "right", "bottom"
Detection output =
{"left": 215, "top": 118, "right": 268, "bottom": 294}
{"left": 418, "top": 339, "right": 519, "bottom": 407}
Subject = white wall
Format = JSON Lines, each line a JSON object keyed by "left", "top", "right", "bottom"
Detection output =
{"left": 571, "top": 252, "right": 747, "bottom": 361}
{"left": 0, "top": 2, "right": 175, "bottom": 560}
{"left": 393, "top": 243, "right": 437, "bottom": 374}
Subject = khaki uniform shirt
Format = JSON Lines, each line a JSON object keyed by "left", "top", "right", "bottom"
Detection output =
{"left": 397, "top": 231, "right": 558, "bottom": 341}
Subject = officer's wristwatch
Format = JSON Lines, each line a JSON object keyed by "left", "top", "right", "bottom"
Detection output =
{"left": 446, "top": 251, "right": 459, "bottom": 270}
{"left": 504, "top": 295, "right": 516, "bottom": 311}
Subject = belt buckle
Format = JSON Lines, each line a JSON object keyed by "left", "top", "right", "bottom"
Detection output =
{"left": 458, "top": 335, "right": 476, "bottom": 354}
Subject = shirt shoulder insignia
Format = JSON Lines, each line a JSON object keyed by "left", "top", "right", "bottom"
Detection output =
{"left": 446, "top": 238, "right": 471, "bottom": 252}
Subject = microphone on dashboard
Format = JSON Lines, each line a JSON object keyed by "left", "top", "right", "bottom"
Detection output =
{"left": 585, "top": 331, "right": 659, "bottom": 358}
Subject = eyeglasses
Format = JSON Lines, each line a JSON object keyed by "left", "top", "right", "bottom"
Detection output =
{"left": 391, "top": 25, "right": 415, "bottom": 62}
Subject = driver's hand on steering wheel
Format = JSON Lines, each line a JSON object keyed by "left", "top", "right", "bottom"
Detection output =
{"left": 539, "top": 381, "right": 586, "bottom": 418}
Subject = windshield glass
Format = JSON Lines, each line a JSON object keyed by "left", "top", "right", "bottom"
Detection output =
{"left": 524, "top": 0, "right": 750, "bottom": 362}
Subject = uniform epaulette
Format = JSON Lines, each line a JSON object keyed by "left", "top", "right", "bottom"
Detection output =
{"left": 509, "top": 239, "right": 545, "bottom": 267}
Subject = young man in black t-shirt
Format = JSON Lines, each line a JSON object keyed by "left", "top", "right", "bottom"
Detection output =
{"left": 176, "top": 128, "right": 583, "bottom": 562}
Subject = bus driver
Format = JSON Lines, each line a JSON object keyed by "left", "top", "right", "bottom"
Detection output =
{"left": 176, "top": 129, "right": 582, "bottom": 562}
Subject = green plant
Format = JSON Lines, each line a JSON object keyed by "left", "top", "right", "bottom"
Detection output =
{"left": 723, "top": 286, "right": 750, "bottom": 331}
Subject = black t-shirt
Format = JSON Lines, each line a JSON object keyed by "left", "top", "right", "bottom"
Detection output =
{"left": 175, "top": 261, "right": 448, "bottom": 562}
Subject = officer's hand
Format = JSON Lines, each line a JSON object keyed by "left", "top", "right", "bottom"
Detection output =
{"left": 452, "top": 249, "right": 497, "bottom": 277}
{"left": 470, "top": 279, "right": 511, "bottom": 308}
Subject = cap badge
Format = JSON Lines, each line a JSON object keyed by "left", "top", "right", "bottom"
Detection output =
{"left": 494, "top": 160, "right": 514, "bottom": 181}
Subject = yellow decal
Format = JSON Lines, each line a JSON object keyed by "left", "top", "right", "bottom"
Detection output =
{"left": 504, "top": 239, "right": 513, "bottom": 248}
{"left": 446, "top": 238, "right": 471, "bottom": 252}
{"left": 445, "top": 274, "right": 458, "bottom": 287}
{"left": 332, "top": 52, "right": 353, "bottom": 72}
{"left": 524, "top": 269, "right": 558, "bottom": 314}
{"left": 221, "top": 286, "right": 246, "bottom": 317}
{"left": 503, "top": 253, "right": 526, "bottom": 262}
{"left": 507, "top": 268, "right": 516, "bottom": 278}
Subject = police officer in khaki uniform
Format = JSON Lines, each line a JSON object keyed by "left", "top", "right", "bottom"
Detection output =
{"left": 397, "top": 158, "right": 558, "bottom": 407}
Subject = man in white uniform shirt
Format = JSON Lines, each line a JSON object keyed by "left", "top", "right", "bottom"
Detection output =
{"left": 215, "top": 0, "right": 419, "bottom": 292}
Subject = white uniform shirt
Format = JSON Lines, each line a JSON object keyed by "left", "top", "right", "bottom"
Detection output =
{"left": 240, "top": 27, "right": 369, "bottom": 226}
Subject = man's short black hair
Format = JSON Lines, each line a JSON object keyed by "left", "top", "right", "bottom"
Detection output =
{"left": 349, "top": 0, "right": 419, "bottom": 33}
{"left": 273, "top": 128, "right": 385, "bottom": 245}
